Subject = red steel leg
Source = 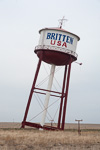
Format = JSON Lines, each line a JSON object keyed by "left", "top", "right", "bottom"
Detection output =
{"left": 21, "top": 55, "right": 42, "bottom": 128}
{"left": 57, "top": 65, "right": 67, "bottom": 129}
{"left": 61, "top": 58, "right": 72, "bottom": 130}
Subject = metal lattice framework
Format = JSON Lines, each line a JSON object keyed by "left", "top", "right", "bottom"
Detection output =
{"left": 21, "top": 52, "right": 72, "bottom": 130}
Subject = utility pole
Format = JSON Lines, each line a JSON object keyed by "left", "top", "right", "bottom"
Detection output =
{"left": 75, "top": 119, "right": 83, "bottom": 135}
{"left": 50, "top": 120, "right": 54, "bottom": 127}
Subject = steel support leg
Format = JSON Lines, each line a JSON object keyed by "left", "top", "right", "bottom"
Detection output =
{"left": 57, "top": 65, "right": 67, "bottom": 129}
{"left": 61, "top": 58, "right": 72, "bottom": 130}
{"left": 21, "top": 55, "right": 42, "bottom": 128}
{"left": 40, "top": 64, "right": 55, "bottom": 127}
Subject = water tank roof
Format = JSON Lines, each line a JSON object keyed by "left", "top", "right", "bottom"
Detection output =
{"left": 39, "top": 27, "right": 80, "bottom": 41}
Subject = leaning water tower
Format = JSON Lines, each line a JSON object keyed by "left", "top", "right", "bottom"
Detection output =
{"left": 21, "top": 19, "right": 80, "bottom": 130}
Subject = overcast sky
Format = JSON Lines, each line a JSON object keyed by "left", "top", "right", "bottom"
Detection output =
{"left": 0, "top": 0, "right": 100, "bottom": 124}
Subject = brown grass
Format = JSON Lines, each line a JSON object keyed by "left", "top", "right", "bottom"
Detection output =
{"left": 0, "top": 129, "right": 100, "bottom": 150}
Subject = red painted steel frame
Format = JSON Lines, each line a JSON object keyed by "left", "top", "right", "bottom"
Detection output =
{"left": 21, "top": 54, "right": 72, "bottom": 130}
{"left": 57, "top": 65, "right": 67, "bottom": 129}
{"left": 61, "top": 58, "right": 72, "bottom": 130}
{"left": 21, "top": 54, "right": 42, "bottom": 128}
{"left": 24, "top": 122, "right": 58, "bottom": 130}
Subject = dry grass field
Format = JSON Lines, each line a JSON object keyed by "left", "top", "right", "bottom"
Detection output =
{"left": 0, "top": 123, "right": 100, "bottom": 150}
